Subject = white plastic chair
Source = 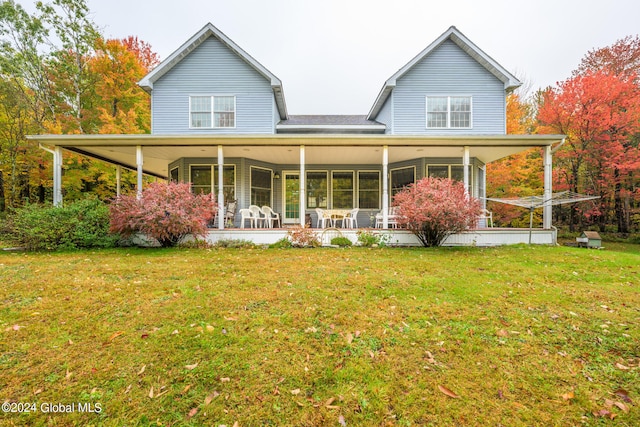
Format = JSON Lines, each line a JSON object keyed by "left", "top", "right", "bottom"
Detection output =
{"left": 477, "top": 209, "right": 493, "bottom": 228}
{"left": 239, "top": 208, "right": 255, "bottom": 229}
{"left": 343, "top": 208, "right": 359, "bottom": 228}
{"left": 315, "top": 208, "right": 329, "bottom": 228}
{"left": 249, "top": 205, "right": 266, "bottom": 228}
{"left": 261, "top": 206, "right": 281, "bottom": 228}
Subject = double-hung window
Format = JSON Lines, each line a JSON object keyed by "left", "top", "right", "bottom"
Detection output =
{"left": 190, "top": 96, "right": 235, "bottom": 128}
{"left": 426, "top": 96, "right": 471, "bottom": 129}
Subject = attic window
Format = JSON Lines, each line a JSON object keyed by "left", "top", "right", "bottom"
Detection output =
{"left": 426, "top": 96, "right": 472, "bottom": 129}
{"left": 190, "top": 95, "right": 235, "bottom": 128}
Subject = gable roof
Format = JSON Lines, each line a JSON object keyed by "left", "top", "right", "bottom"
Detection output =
{"left": 367, "top": 26, "right": 521, "bottom": 120}
{"left": 138, "top": 22, "right": 288, "bottom": 119}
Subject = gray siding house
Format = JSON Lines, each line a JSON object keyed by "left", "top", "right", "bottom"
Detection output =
{"left": 33, "top": 23, "right": 564, "bottom": 245}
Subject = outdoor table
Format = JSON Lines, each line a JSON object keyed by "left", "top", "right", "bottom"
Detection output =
{"left": 322, "top": 209, "right": 351, "bottom": 227}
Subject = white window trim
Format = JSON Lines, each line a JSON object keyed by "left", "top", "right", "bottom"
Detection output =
{"left": 250, "top": 166, "right": 274, "bottom": 207}
{"left": 189, "top": 95, "right": 237, "bottom": 129}
{"left": 169, "top": 166, "right": 179, "bottom": 183}
{"left": 188, "top": 164, "right": 236, "bottom": 197}
{"left": 389, "top": 165, "right": 416, "bottom": 202}
{"left": 331, "top": 170, "right": 355, "bottom": 209}
{"left": 357, "top": 170, "right": 381, "bottom": 210}
{"left": 305, "top": 170, "right": 329, "bottom": 210}
{"left": 425, "top": 95, "right": 473, "bottom": 129}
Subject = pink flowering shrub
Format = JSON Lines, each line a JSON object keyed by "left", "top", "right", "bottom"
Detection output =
{"left": 109, "top": 182, "right": 216, "bottom": 247}
{"left": 394, "top": 177, "right": 481, "bottom": 247}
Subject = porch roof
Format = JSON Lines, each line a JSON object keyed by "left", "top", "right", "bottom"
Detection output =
{"left": 29, "top": 133, "right": 564, "bottom": 179}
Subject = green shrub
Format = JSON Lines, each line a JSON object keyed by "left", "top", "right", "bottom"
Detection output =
{"left": 330, "top": 236, "right": 352, "bottom": 247}
{"left": 356, "top": 229, "right": 381, "bottom": 247}
{"left": 269, "top": 237, "right": 293, "bottom": 249}
{"left": 10, "top": 199, "right": 118, "bottom": 251}
{"left": 212, "top": 239, "right": 257, "bottom": 249}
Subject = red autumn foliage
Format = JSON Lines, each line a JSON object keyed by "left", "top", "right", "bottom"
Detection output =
{"left": 538, "top": 70, "right": 640, "bottom": 232}
{"left": 109, "top": 182, "right": 215, "bottom": 247}
{"left": 393, "top": 177, "right": 481, "bottom": 247}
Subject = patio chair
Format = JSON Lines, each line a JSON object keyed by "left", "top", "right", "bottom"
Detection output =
{"left": 477, "top": 208, "right": 493, "bottom": 228}
{"left": 375, "top": 207, "right": 399, "bottom": 228}
{"left": 315, "top": 208, "right": 329, "bottom": 228}
{"left": 239, "top": 208, "right": 255, "bottom": 229}
{"left": 343, "top": 208, "right": 359, "bottom": 228}
{"left": 261, "top": 206, "right": 281, "bottom": 228}
{"left": 224, "top": 200, "right": 237, "bottom": 227}
{"left": 249, "top": 205, "right": 266, "bottom": 228}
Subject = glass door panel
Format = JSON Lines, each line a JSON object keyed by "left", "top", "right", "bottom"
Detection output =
{"left": 283, "top": 172, "right": 300, "bottom": 223}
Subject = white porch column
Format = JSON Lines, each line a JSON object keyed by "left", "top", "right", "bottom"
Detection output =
{"left": 116, "top": 165, "right": 122, "bottom": 197}
{"left": 543, "top": 145, "right": 552, "bottom": 229}
{"left": 53, "top": 146, "right": 63, "bottom": 207}
{"left": 217, "top": 145, "right": 225, "bottom": 230}
{"left": 463, "top": 146, "right": 470, "bottom": 197}
{"left": 382, "top": 145, "right": 389, "bottom": 229}
{"left": 136, "top": 145, "right": 143, "bottom": 199}
{"left": 299, "top": 145, "right": 306, "bottom": 226}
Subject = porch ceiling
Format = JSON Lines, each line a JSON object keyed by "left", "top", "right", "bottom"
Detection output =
{"left": 30, "top": 134, "right": 564, "bottom": 179}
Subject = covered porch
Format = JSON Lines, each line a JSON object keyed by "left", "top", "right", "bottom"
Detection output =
{"left": 31, "top": 133, "right": 564, "bottom": 245}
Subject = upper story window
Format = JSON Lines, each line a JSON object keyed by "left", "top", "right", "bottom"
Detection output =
{"left": 190, "top": 95, "right": 235, "bottom": 128}
{"left": 426, "top": 96, "right": 472, "bottom": 129}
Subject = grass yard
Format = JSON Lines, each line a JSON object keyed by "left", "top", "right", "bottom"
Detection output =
{"left": 0, "top": 244, "right": 638, "bottom": 426}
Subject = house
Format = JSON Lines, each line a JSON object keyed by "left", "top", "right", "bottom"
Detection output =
{"left": 31, "top": 23, "right": 564, "bottom": 245}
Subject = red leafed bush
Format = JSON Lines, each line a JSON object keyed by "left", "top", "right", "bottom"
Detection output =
{"left": 109, "top": 182, "right": 216, "bottom": 247}
{"left": 394, "top": 177, "right": 481, "bottom": 247}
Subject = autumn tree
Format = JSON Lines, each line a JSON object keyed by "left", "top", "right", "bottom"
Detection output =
{"left": 486, "top": 91, "right": 544, "bottom": 226}
{"left": 538, "top": 71, "right": 640, "bottom": 232}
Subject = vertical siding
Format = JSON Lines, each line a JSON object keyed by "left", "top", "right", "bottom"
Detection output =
{"left": 393, "top": 39, "right": 505, "bottom": 135}
{"left": 152, "top": 37, "right": 275, "bottom": 134}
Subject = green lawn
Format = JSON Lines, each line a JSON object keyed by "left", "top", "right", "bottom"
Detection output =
{"left": 1, "top": 244, "right": 638, "bottom": 426}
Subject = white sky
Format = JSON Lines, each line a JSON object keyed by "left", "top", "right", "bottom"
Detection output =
{"left": 81, "top": 0, "right": 640, "bottom": 115}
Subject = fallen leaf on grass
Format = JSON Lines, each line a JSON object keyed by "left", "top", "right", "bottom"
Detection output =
{"left": 204, "top": 391, "right": 219, "bottom": 405}
{"left": 185, "top": 363, "right": 198, "bottom": 370}
{"left": 614, "top": 388, "right": 632, "bottom": 403}
{"left": 137, "top": 365, "right": 146, "bottom": 375}
{"left": 187, "top": 407, "right": 198, "bottom": 418}
{"left": 496, "top": 329, "right": 509, "bottom": 337}
{"left": 5, "top": 324, "right": 23, "bottom": 331}
{"left": 338, "top": 414, "right": 347, "bottom": 426}
{"left": 124, "top": 384, "right": 132, "bottom": 394}
{"left": 65, "top": 369, "right": 72, "bottom": 380}
{"left": 562, "top": 391, "right": 575, "bottom": 401}
{"left": 220, "top": 377, "right": 230, "bottom": 383}
{"left": 34, "top": 388, "right": 42, "bottom": 395}
{"left": 615, "top": 363, "right": 630, "bottom": 370}
{"left": 593, "top": 409, "right": 616, "bottom": 419}
{"left": 181, "top": 385, "right": 192, "bottom": 394}
{"left": 108, "top": 331, "right": 125, "bottom": 342}
{"left": 614, "top": 401, "right": 629, "bottom": 413}
{"left": 206, "top": 324, "right": 215, "bottom": 332}
{"left": 290, "top": 389, "right": 301, "bottom": 395}
{"left": 345, "top": 333, "right": 354, "bottom": 344}
{"left": 438, "top": 385, "right": 460, "bottom": 399}
{"left": 148, "top": 387, "right": 154, "bottom": 398}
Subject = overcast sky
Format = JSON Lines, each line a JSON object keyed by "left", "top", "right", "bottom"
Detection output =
{"left": 80, "top": 0, "right": 639, "bottom": 115}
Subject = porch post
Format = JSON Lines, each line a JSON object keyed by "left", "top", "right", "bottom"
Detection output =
{"left": 463, "top": 146, "right": 470, "bottom": 197}
{"left": 299, "top": 145, "right": 306, "bottom": 226}
{"left": 543, "top": 145, "right": 552, "bottom": 229}
{"left": 217, "top": 145, "right": 225, "bottom": 230}
{"left": 382, "top": 145, "right": 389, "bottom": 228}
{"left": 53, "top": 146, "right": 63, "bottom": 207}
{"left": 136, "top": 145, "right": 143, "bottom": 199}
{"left": 116, "top": 165, "right": 121, "bottom": 197}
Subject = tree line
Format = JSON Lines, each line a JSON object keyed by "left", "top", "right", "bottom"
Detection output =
{"left": 0, "top": 0, "right": 158, "bottom": 211}
{"left": 489, "top": 36, "right": 640, "bottom": 234}
{"left": 1, "top": 0, "right": 638, "bottom": 234}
